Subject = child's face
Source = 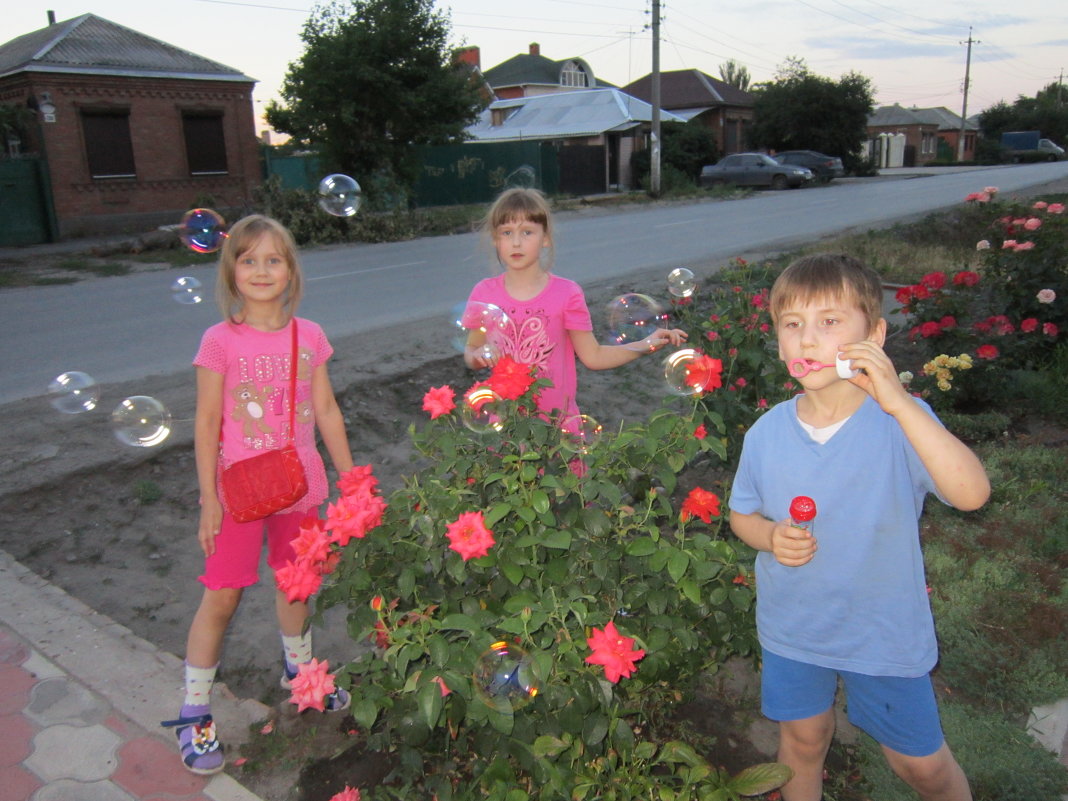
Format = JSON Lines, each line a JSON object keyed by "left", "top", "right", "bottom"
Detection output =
{"left": 234, "top": 233, "right": 291, "bottom": 304}
{"left": 776, "top": 294, "right": 883, "bottom": 386}
{"left": 494, "top": 216, "right": 549, "bottom": 273}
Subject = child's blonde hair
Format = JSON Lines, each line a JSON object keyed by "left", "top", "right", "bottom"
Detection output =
{"left": 215, "top": 214, "right": 303, "bottom": 322}
{"left": 482, "top": 187, "right": 555, "bottom": 269}
{"left": 770, "top": 253, "right": 884, "bottom": 333}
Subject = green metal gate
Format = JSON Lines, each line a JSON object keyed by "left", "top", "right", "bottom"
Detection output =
{"left": 413, "top": 141, "right": 559, "bottom": 206}
{"left": 0, "top": 157, "right": 57, "bottom": 246}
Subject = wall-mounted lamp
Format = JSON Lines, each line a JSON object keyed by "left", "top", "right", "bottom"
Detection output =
{"left": 38, "top": 92, "right": 56, "bottom": 123}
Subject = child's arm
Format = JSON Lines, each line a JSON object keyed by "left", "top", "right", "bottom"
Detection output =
{"left": 312, "top": 363, "right": 354, "bottom": 475}
{"left": 194, "top": 367, "right": 225, "bottom": 557}
{"left": 840, "top": 338, "right": 991, "bottom": 511}
{"left": 730, "top": 509, "right": 818, "bottom": 567}
{"left": 569, "top": 328, "right": 688, "bottom": 371}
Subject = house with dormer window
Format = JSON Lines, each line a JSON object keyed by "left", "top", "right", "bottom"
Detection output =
{"left": 475, "top": 43, "right": 614, "bottom": 100}
{"left": 0, "top": 12, "right": 260, "bottom": 243}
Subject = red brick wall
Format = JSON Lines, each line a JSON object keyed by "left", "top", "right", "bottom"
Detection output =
{"left": 2, "top": 72, "right": 261, "bottom": 237}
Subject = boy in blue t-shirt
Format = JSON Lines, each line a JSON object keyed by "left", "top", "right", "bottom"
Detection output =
{"left": 729, "top": 254, "right": 990, "bottom": 801}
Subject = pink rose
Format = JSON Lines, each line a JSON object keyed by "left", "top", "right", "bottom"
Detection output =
{"left": 1037, "top": 289, "right": 1056, "bottom": 304}
{"left": 1044, "top": 323, "right": 1059, "bottom": 336}
{"left": 1024, "top": 217, "right": 1042, "bottom": 231}
{"left": 445, "top": 510, "right": 495, "bottom": 561}
{"left": 422, "top": 385, "right": 456, "bottom": 419}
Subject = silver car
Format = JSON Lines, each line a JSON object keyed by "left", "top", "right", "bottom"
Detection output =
{"left": 700, "top": 153, "right": 814, "bottom": 190}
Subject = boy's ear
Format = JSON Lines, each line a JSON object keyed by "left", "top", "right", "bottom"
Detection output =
{"left": 871, "top": 317, "right": 887, "bottom": 345}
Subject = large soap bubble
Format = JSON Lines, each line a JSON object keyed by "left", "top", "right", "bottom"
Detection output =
{"left": 318, "top": 174, "right": 362, "bottom": 217}
{"left": 179, "top": 209, "right": 227, "bottom": 253}
{"left": 451, "top": 301, "right": 511, "bottom": 361}
{"left": 473, "top": 640, "right": 540, "bottom": 710}
{"left": 605, "top": 293, "right": 668, "bottom": 346}
{"left": 111, "top": 396, "right": 172, "bottom": 447}
{"left": 48, "top": 371, "right": 99, "bottom": 414}
{"left": 666, "top": 267, "right": 697, "bottom": 298}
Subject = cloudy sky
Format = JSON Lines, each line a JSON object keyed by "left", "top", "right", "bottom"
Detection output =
{"left": 8, "top": 0, "right": 1066, "bottom": 132}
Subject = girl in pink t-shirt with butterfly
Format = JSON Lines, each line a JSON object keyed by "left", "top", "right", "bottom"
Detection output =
{"left": 464, "top": 188, "right": 686, "bottom": 421}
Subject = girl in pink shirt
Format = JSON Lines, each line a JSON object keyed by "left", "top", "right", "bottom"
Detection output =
{"left": 464, "top": 188, "right": 686, "bottom": 421}
{"left": 163, "top": 215, "right": 354, "bottom": 775}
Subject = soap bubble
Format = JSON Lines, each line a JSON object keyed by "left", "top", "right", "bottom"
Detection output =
{"left": 111, "top": 396, "right": 172, "bottom": 447}
{"left": 561, "top": 414, "right": 603, "bottom": 455}
{"left": 663, "top": 348, "right": 716, "bottom": 396}
{"left": 170, "top": 276, "right": 204, "bottom": 305}
{"left": 179, "top": 209, "right": 227, "bottom": 253}
{"left": 451, "top": 301, "right": 511, "bottom": 361}
{"left": 317, "top": 174, "right": 362, "bottom": 217}
{"left": 460, "top": 386, "right": 505, "bottom": 434}
{"left": 48, "top": 371, "right": 99, "bottom": 414}
{"left": 605, "top": 293, "right": 668, "bottom": 346}
{"left": 505, "top": 165, "right": 536, "bottom": 189}
{"left": 666, "top": 267, "right": 697, "bottom": 298}
{"left": 473, "top": 640, "right": 539, "bottom": 709}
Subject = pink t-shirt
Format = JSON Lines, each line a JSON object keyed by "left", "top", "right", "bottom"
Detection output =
{"left": 467, "top": 274, "right": 592, "bottom": 417}
{"left": 194, "top": 317, "right": 333, "bottom": 516}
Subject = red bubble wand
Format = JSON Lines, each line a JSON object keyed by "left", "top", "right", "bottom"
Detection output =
{"left": 789, "top": 495, "right": 817, "bottom": 531}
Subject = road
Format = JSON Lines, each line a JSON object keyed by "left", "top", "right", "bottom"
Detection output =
{"left": 3, "top": 162, "right": 1066, "bottom": 406}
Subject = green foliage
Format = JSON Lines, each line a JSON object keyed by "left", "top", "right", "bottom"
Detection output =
{"left": 854, "top": 701, "right": 1068, "bottom": 801}
{"left": 978, "top": 83, "right": 1068, "bottom": 156}
{"left": 749, "top": 60, "right": 874, "bottom": 170}
{"left": 134, "top": 480, "right": 163, "bottom": 505}
{"left": 266, "top": 0, "right": 487, "bottom": 201}
{"left": 631, "top": 121, "right": 720, "bottom": 185}
{"left": 718, "top": 59, "right": 751, "bottom": 92}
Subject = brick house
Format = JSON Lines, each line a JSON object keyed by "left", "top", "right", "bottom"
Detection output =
{"left": 622, "top": 69, "right": 754, "bottom": 155}
{"left": 0, "top": 13, "right": 260, "bottom": 240}
{"left": 474, "top": 42, "right": 615, "bottom": 100}
{"left": 865, "top": 104, "right": 979, "bottom": 167}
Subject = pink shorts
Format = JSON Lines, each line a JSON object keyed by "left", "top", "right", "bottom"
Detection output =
{"left": 199, "top": 510, "right": 304, "bottom": 590}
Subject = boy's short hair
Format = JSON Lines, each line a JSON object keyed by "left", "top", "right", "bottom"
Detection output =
{"left": 770, "top": 253, "right": 884, "bottom": 332}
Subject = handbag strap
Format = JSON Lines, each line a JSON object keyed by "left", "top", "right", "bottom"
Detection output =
{"left": 219, "top": 318, "right": 299, "bottom": 446}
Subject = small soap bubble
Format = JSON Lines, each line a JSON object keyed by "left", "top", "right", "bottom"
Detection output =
{"left": 561, "top": 414, "right": 603, "bottom": 455}
{"left": 317, "top": 174, "right": 362, "bottom": 217}
{"left": 663, "top": 348, "right": 714, "bottom": 396}
{"left": 474, "top": 640, "right": 540, "bottom": 709}
{"left": 460, "top": 386, "right": 505, "bottom": 434}
{"left": 170, "top": 276, "right": 204, "bottom": 305}
{"left": 111, "top": 396, "right": 172, "bottom": 448}
{"left": 48, "top": 371, "right": 99, "bottom": 414}
{"left": 451, "top": 301, "right": 511, "bottom": 361}
{"left": 179, "top": 209, "right": 227, "bottom": 253}
{"left": 505, "top": 165, "right": 536, "bottom": 189}
{"left": 667, "top": 267, "right": 697, "bottom": 298}
{"left": 605, "top": 293, "right": 668, "bottom": 346}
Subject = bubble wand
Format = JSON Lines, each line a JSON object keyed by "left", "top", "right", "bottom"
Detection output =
{"left": 787, "top": 355, "right": 859, "bottom": 379}
{"left": 789, "top": 495, "right": 817, "bottom": 531}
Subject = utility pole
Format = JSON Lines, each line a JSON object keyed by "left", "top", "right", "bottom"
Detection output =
{"left": 958, "top": 27, "right": 978, "bottom": 162}
{"left": 650, "top": 0, "right": 661, "bottom": 196}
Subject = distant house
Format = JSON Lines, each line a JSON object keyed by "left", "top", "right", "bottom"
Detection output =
{"left": 622, "top": 69, "right": 755, "bottom": 155}
{"left": 465, "top": 88, "right": 684, "bottom": 192}
{"left": 477, "top": 42, "right": 615, "bottom": 100}
{"left": 0, "top": 13, "right": 260, "bottom": 242}
{"left": 865, "top": 104, "right": 979, "bottom": 167}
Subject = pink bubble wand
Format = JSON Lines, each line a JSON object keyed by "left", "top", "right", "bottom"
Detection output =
{"left": 787, "top": 355, "right": 859, "bottom": 379}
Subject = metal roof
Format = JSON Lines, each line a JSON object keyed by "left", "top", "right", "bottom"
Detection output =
{"left": 623, "top": 69, "right": 754, "bottom": 110}
{"left": 465, "top": 88, "right": 684, "bottom": 142}
{"left": 0, "top": 14, "right": 254, "bottom": 82}
{"left": 868, "top": 104, "right": 978, "bottom": 131}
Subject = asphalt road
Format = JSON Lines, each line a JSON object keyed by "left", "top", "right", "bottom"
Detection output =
{"left": 3, "top": 161, "right": 1066, "bottom": 406}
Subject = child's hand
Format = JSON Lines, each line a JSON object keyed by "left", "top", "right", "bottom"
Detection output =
{"left": 465, "top": 345, "right": 499, "bottom": 370}
{"left": 642, "top": 327, "right": 688, "bottom": 352}
{"left": 198, "top": 498, "right": 223, "bottom": 557}
{"left": 770, "top": 519, "right": 818, "bottom": 567}
{"left": 838, "top": 339, "right": 911, "bottom": 416}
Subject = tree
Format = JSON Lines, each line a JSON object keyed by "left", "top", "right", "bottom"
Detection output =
{"left": 748, "top": 60, "right": 874, "bottom": 171}
{"left": 266, "top": 0, "right": 487, "bottom": 202}
{"left": 718, "top": 59, "right": 751, "bottom": 92}
{"left": 978, "top": 83, "right": 1068, "bottom": 155}
{"left": 630, "top": 121, "right": 719, "bottom": 185}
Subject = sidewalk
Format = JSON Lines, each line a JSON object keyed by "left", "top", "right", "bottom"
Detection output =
{"left": 0, "top": 549, "right": 271, "bottom": 801}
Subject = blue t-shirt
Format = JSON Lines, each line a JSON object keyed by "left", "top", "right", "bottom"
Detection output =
{"left": 729, "top": 395, "right": 943, "bottom": 677}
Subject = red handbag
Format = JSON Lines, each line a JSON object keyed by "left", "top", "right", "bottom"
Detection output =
{"left": 219, "top": 321, "right": 308, "bottom": 523}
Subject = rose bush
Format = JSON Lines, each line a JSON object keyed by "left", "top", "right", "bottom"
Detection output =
{"left": 302, "top": 315, "right": 792, "bottom": 797}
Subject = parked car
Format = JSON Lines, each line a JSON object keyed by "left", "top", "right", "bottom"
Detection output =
{"left": 774, "top": 150, "right": 846, "bottom": 182}
{"left": 699, "top": 153, "right": 814, "bottom": 190}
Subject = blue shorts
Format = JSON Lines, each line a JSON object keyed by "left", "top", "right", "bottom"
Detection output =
{"left": 761, "top": 649, "right": 945, "bottom": 757}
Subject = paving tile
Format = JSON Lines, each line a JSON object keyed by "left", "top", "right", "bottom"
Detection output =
{"left": 0, "top": 629, "right": 29, "bottom": 666}
{"left": 0, "top": 712, "right": 37, "bottom": 768}
{"left": 31, "top": 778, "right": 136, "bottom": 801}
{"left": 26, "top": 676, "right": 109, "bottom": 727}
{"left": 0, "top": 665, "right": 36, "bottom": 715}
{"left": 24, "top": 723, "right": 120, "bottom": 783}
{"left": 0, "top": 764, "right": 43, "bottom": 801}
{"left": 111, "top": 736, "right": 210, "bottom": 798}
{"left": 21, "top": 652, "right": 64, "bottom": 681}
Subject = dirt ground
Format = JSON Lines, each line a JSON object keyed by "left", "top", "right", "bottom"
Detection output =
{"left": 3, "top": 175, "right": 1067, "bottom": 799}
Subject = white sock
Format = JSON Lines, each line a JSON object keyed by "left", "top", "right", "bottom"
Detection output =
{"left": 183, "top": 662, "right": 218, "bottom": 709}
{"left": 282, "top": 630, "right": 313, "bottom": 672}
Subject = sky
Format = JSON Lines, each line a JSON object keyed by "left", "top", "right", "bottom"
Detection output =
{"left": 6, "top": 0, "right": 1067, "bottom": 135}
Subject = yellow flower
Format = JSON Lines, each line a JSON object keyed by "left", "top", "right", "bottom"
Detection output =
{"left": 937, "top": 379, "right": 952, "bottom": 391}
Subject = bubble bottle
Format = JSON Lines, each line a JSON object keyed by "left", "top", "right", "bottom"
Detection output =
{"left": 789, "top": 495, "right": 817, "bottom": 531}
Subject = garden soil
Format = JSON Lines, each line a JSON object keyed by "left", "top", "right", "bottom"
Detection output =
{"left": 3, "top": 175, "right": 1067, "bottom": 800}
